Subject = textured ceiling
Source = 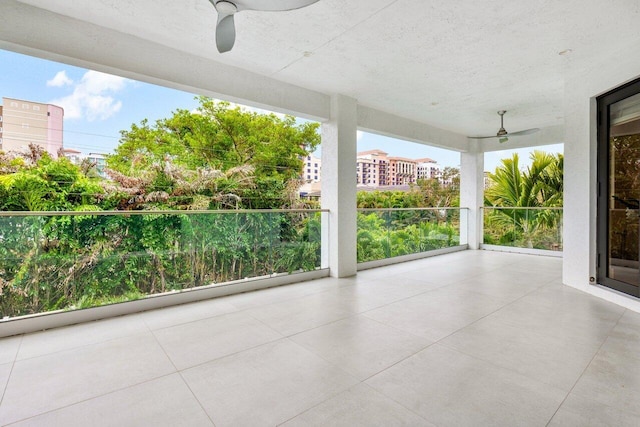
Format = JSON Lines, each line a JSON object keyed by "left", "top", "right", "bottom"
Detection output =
{"left": 11, "top": 0, "right": 640, "bottom": 136}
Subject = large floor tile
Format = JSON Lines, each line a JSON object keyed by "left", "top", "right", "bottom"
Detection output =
{"left": 153, "top": 311, "right": 282, "bottom": 369}
{"left": 138, "top": 297, "right": 239, "bottom": 330}
{"left": 9, "top": 374, "right": 213, "bottom": 427}
{"left": 395, "top": 265, "right": 481, "bottom": 285}
{"left": 366, "top": 344, "right": 566, "bottom": 427}
{"left": 0, "top": 332, "right": 175, "bottom": 425}
{"left": 224, "top": 277, "right": 342, "bottom": 310}
{"left": 0, "top": 363, "right": 11, "bottom": 401}
{"left": 290, "top": 316, "right": 431, "bottom": 380}
{"left": 17, "top": 315, "right": 149, "bottom": 360}
{"left": 570, "top": 336, "right": 640, "bottom": 416}
{"left": 548, "top": 393, "right": 640, "bottom": 427}
{"left": 181, "top": 339, "right": 358, "bottom": 427}
{"left": 603, "top": 309, "right": 640, "bottom": 356}
{"left": 449, "top": 275, "right": 539, "bottom": 304}
{"left": 245, "top": 292, "right": 355, "bottom": 336}
{"left": 281, "top": 383, "right": 434, "bottom": 427}
{"left": 323, "top": 278, "right": 444, "bottom": 313}
{"left": 486, "top": 285, "right": 623, "bottom": 348}
{"left": 0, "top": 335, "right": 21, "bottom": 364}
{"left": 440, "top": 316, "right": 600, "bottom": 391}
{"left": 363, "top": 287, "right": 506, "bottom": 341}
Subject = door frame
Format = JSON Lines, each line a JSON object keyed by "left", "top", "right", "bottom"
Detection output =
{"left": 597, "top": 77, "right": 640, "bottom": 297}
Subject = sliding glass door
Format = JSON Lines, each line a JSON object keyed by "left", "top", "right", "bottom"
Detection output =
{"left": 598, "top": 78, "right": 640, "bottom": 297}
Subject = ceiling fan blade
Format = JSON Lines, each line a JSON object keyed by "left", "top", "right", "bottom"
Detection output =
{"left": 216, "top": 13, "right": 236, "bottom": 53}
{"left": 509, "top": 128, "right": 540, "bottom": 136}
{"left": 235, "top": 0, "right": 319, "bottom": 11}
{"left": 469, "top": 135, "right": 500, "bottom": 139}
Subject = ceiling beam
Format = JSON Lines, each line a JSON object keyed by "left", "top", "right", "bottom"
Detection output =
{"left": 0, "top": 0, "right": 330, "bottom": 121}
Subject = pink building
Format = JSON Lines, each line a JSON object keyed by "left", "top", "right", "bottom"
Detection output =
{"left": 0, "top": 97, "right": 64, "bottom": 157}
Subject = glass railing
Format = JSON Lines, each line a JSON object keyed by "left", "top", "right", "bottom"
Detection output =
{"left": 357, "top": 207, "right": 468, "bottom": 263}
{"left": 482, "top": 207, "right": 563, "bottom": 251}
{"left": 0, "top": 209, "right": 327, "bottom": 319}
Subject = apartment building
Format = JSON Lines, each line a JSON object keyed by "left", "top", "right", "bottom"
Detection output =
{"left": 0, "top": 97, "right": 64, "bottom": 157}
{"left": 415, "top": 157, "right": 441, "bottom": 181}
{"left": 388, "top": 156, "right": 417, "bottom": 185}
{"left": 305, "top": 149, "right": 445, "bottom": 193}
{"left": 356, "top": 149, "right": 388, "bottom": 186}
{"left": 62, "top": 148, "right": 108, "bottom": 178}
{"left": 303, "top": 154, "right": 321, "bottom": 182}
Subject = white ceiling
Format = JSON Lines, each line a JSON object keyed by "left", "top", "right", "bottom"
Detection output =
{"left": 7, "top": 0, "right": 640, "bottom": 137}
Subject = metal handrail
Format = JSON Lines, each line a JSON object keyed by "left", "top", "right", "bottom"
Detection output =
{"left": 0, "top": 208, "right": 329, "bottom": 217}
{"left": 358, "top": 207, "right": 468, "bottom": 212}
{"left": 480, "top": 206, "right": 563, "bottom": 210}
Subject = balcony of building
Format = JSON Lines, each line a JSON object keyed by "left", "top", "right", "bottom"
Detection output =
{"left": 1, "top": 0, "right": 640, "bottom": 425}
{"left": 3, "top": 250, "right": 640, "bottom": 426}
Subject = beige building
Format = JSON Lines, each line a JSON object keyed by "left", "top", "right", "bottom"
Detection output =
{"left": 356, "top": 149, "right": 388, "bottom": 186}
{"left": 0, "top": 97, "right": 64, "bottom": 157}
{"left": 302, "top": 149, "right": 446, "bottom": 194}
{"left": 388, "top": 156, "right": 417, "bottom": 185}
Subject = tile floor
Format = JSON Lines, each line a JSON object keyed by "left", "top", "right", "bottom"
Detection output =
{"left": 1, "top": 251, "right": 639, "bottom": 426}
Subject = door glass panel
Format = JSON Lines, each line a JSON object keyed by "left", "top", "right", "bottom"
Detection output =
{"left": 608, "top": 92, "right": 640, "bottom": 287}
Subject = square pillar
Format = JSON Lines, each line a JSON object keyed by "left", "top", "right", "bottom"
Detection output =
{"left": 321, "top": 95, "right": 358, "bottom": 277}
{"left": 460, "top": 146, "right": 484, "bottom": 249}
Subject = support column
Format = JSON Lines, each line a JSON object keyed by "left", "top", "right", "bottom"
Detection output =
{"left": 460, "top": 145, "right": 484, "bottom": 249}
{"left": 321, "top": 95, "right": 358, "bottom": 277}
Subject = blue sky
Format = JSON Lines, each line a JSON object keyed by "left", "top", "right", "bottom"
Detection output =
{"left": 0, "top": 49, "right": 561, "bottom": 171}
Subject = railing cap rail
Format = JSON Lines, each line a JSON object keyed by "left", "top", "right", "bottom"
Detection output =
{"left": 358, "top": 207, "right": 467, "bottom": 212}
{"left": 481, "top": 206, "right": 563, "bottom": 210}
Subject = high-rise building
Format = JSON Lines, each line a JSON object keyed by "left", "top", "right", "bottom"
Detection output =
{"left": 0, "top": 97, "right": 64, "bottom": 157}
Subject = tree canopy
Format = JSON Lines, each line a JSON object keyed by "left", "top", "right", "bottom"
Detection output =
{"left": 106, "top": 97, "right": 320, "bottom": 209}
{"left": 484, "top": 151, "right": 563, "bottom": 248}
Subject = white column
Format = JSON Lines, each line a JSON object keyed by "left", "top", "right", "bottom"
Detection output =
{"left": 460, "top": 145, "right": 484, "bottom": 249}
{"left": 321, "top": 94, "right": 358, "bottom": 278}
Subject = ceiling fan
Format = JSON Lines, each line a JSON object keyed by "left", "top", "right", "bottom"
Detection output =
{"left": 209, "top": 0, "right": 320, "bottom": 53}
{"left": 471, "top": 110, "right": 540, "bottom": 143}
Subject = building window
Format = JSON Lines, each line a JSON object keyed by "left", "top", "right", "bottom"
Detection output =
{"left": 22, "top": 104, "right": 29, "bottom": 109}
{"left": 22, "top": 123, "right": 29, "bottom": 129}
{"left": 33, "top": 106, "right": 40, "bottom": 111}
{"left": 10, "top": 102, "right": 17, "bottom": 107}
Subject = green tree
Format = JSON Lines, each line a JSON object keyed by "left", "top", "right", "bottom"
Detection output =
{"left": 485, "top": 151, "right": 563, "bottom": 248}
{"left": 107, "top": 97, "right": 320, "bottom": 208}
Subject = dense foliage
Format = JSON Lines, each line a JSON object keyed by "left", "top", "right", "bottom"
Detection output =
{"left": 0, "top": 99, "right": 322, "bottom": 317}
{"left": 484, "top": 151, "right": 563, "bottom": 249}
{"left": 356, "top": 210, "right": 460, "bottom": 263}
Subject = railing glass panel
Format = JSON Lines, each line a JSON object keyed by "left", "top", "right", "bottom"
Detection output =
{"left": 357, "top": 208, "right": 467, "bottom": 263}
{"left": 0, "top": 210, "right": 326, "bottom": 318}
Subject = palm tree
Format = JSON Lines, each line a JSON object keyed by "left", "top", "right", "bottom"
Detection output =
{"left": 485, "top": 151, "right": 563, "bottom": 248}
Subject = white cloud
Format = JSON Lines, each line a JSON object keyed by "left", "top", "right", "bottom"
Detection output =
{"left": 47, "top": 70, "right": 74, "bottom": 87}
{"left": 357, "top": 130, "right": 364, "bottom": 141}
{"left": 49, "top": 70, "right": 129, "bottom": 121}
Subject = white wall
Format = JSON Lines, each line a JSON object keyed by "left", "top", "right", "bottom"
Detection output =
{"left": 563, "top": 42, "right": 640, "bottom": 311}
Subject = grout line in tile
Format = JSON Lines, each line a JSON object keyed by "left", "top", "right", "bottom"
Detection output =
{"left": 1, "top": 372, "right": 179, "bottom": 426}
{"left": 13, "top": 327, "right": 154, "bottom": 364}
{"left": 0, "top": 334, "right": 23, "bottom": 408}
{"left": 544, "top": 308, "right": 627, "bottom": 427}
